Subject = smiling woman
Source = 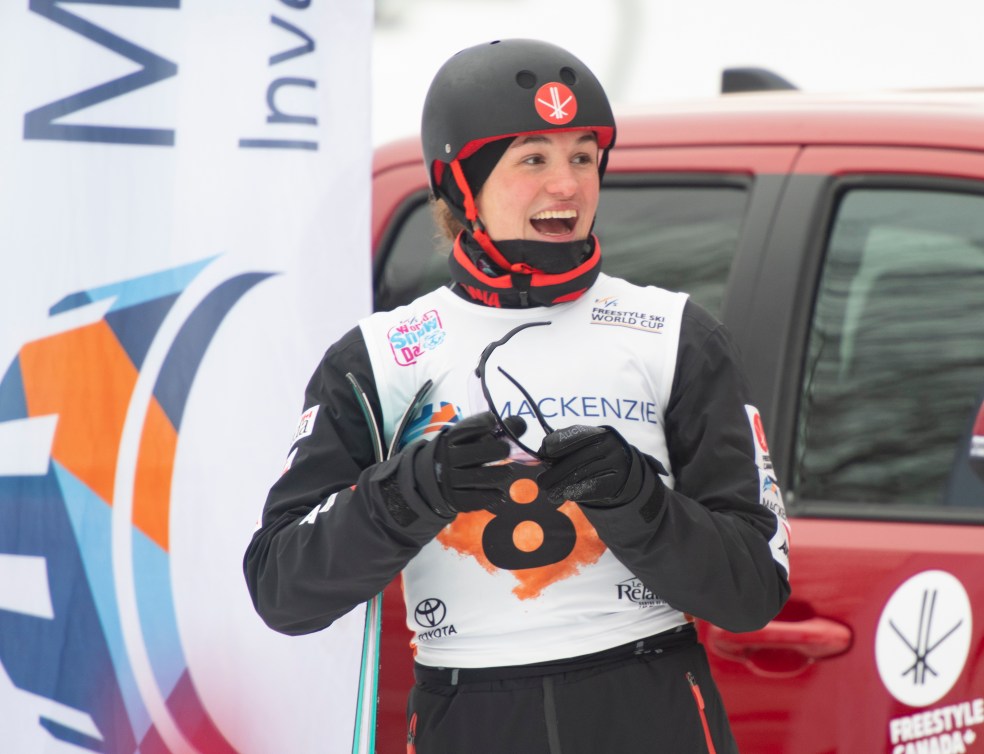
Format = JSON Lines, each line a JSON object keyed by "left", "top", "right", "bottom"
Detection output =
{"left": 418, "top": 41, "right": 616, "bottom": 308}
{"left": 477, "top": 131, "right": 600, "bottom": 243}
{"left": 245, "top": 37, "right": 790, "bottom": 754}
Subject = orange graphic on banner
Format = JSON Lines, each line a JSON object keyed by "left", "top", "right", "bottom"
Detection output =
{"left": 20, "top": 321, "right": 137, "bottom": 505}
{"left": 133, "top": 397, "right": 177, "bottom": 551}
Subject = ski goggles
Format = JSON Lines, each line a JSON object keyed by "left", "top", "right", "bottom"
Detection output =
{"left": 474, "top": 321, "right": 554, "bottom": 460}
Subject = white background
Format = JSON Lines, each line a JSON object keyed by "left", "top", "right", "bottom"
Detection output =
{"left": 372, "top": 0, "right": 984, "bottom": 146}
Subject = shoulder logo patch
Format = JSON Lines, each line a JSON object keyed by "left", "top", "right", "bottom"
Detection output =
{"left": 290, "top": 405, "right": 319, "bottom": 446}
{"left": 745, "top": 405, "right": 791, "bottom": 574}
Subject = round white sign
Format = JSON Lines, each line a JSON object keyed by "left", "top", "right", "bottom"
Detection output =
{"left": 875, "top": 570, "right": 972, "bottom": 707}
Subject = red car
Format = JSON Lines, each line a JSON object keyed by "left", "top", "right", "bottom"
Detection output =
{"left": 370, "top": 85, "right": 984, "bottom": 753}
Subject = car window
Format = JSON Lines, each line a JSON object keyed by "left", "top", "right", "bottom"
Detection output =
{"left": 375, "top": 193, "right": 446, "bottom": 312}
{"left": 794, "top": 187, "right": 984, "bottom": 510}
{"left": 374, "top": 181, "right": 748, "bottom": 316}
{"left": 596, "top": 184, "right": 746, "bottom": 316}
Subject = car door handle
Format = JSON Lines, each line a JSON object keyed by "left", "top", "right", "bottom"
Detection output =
{"left": 706, "top": 617, "right": 853, "bottom": 676}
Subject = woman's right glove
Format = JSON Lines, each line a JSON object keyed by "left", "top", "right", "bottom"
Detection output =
{"left": 411, "top": 411, "right": 527, "bottom": 518}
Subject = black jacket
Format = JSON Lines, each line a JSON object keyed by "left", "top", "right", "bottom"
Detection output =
{"left": 244, "top": 298, "right": 790, "bottom": 638}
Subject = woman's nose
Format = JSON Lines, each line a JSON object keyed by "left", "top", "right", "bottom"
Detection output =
{"left": 543, "top": 164, "right": 578, "bottom": 197}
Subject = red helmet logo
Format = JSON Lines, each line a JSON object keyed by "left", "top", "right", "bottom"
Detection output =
{"left": 534, "top": 82, "right": 577, "bottom": 125}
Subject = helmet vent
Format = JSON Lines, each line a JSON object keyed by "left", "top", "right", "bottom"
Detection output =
{"left": 560, "top": 67, "right": 577, "bottom": 86}
{"left": 516, "top": 70, "right": 537, "bottom": 89}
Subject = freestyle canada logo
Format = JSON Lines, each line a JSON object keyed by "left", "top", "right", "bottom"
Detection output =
{"left": 889, "top": 700, "right": 983, "bottom": 754}
{"left": 876, "top": 571, "right": 978, "bottom": 754}
{"left": 0, "top": 258, "right": 270, "bottom": 753}
{"left": 876, "top": 571, "right": 972, "bottom": 707}
{"left": 388, "top": 310, "right": 446, "bottom": 366}
{"left": 534, "top": 82, "right": 577, "bottom": 125}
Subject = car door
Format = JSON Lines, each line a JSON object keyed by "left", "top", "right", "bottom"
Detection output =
{"left": 717, "top": 146, "right": 984, "bottom": 753}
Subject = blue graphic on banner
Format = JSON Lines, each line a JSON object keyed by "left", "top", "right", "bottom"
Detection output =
{"left": 0, "top": 258, "right": 272, "bottom": 752}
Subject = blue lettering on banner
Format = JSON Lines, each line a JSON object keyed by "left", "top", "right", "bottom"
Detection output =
{"left": 501, "top": 397, "right": 659, "bottom": 425}
{"left": 269, "top": 15, "right": 314, "bottom": 65}
{"left": 23, "top": 0, "right": 179, "bottom": 146}
{"left": 239, "top": 4, "right": 320, "bottom": 151}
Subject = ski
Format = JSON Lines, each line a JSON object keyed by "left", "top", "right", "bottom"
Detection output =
{"left": 346, "top": 374, "right": 433, "bottom": 754}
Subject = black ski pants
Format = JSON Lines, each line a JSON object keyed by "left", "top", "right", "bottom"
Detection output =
{"left": 406, "top": 629, "right": 739, "bottom": 754}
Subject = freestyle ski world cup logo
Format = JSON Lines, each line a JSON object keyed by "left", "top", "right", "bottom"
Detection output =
{"left": 0, "top": 258, "right": 271, "bottom": 752}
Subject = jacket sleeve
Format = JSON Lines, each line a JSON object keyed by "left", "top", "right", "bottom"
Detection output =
{"left": 579, "top": 301, "right": 791, "bottom": 633}
{"left": 242, "top": 326, "right": 448, "bottom": 635}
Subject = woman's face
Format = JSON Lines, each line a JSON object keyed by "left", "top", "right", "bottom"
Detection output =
{"left": 475, "top": 130, "right": 600, "bottom": 244}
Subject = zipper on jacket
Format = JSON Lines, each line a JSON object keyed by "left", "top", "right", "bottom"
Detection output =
{"left": 687, "top": 671, "right": 717, "bottom": 754}
{"left": 407, "top": 712, "right": 417, "bottom": 754}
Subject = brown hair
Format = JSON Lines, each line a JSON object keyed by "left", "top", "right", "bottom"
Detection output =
{"left": 430, "top": 196, "right": 465, "bottom": 243}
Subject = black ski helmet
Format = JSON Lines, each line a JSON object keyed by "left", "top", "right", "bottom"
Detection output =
{"left": 421, "top": 39, "right": 616, "bottom": 217}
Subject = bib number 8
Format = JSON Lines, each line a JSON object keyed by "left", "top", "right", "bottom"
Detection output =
{"left": 481, "top": 477, "right": 576, "bottom": 570}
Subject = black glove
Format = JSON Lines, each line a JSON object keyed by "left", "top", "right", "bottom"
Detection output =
{"left": 537, "top": 424, "right": 651, "bottom": 508}
{"left": 412, "top": 411, "right": 527, "bottom": 517}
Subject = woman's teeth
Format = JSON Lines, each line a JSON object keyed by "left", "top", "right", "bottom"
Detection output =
{"left": 530, "top": 209, "right": 577, "bottom": 235}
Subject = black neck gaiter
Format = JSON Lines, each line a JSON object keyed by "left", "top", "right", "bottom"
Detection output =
{"left": 448, "top": 232, "right": 602, "bottom": 308}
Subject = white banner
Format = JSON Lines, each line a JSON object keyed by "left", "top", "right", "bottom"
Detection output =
{"left": 0, "top": 2, "right": 372, "bottom": 752}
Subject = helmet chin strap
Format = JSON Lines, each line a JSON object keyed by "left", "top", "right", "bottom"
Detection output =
{"left": 444, "top": 156, "right": 603, "bottom": 307}
{"left": 448, "top": 158, "right": 593, "bottom": 276}
{"left": 448, "top": 159, "right": 517, "bottom": 271}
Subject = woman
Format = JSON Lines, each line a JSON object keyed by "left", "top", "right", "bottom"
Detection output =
{"left": 245, "top": 38, "right": 791, "bottom": 753}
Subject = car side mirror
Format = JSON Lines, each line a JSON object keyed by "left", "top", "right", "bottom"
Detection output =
{"left": 944, "top": 392, "right": 984, "bottom": 505}
{"left": 971, "top": 399, "right": 984, "bottom": 483}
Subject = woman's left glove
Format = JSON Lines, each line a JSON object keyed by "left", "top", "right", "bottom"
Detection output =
{"left": 537, "top": 425, "right": 665, "bottom": 509}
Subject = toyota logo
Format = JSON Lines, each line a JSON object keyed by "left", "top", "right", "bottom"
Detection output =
{"left": 414, "top": 598, "right": 447, "bottom": 628}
